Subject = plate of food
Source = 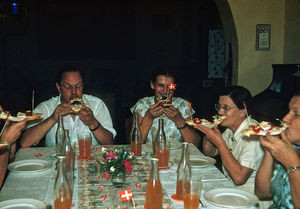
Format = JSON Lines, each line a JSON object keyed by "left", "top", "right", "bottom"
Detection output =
{"left": 0, "top": 110, "right": 42, "bottom": 122}
{"left": 186, "top": 115, "right": 226, "bottom": 128}
{"left": 8, "top": 159, "right": 52, "bottom": 173}
{"left": 174, "top": 155, "right": 216, "bottom": 168}
{"left": 241, "top": 120, "right": 288, "bottom": 137}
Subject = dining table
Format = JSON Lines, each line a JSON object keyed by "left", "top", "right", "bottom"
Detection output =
{"left": 0, "top": 142, "right": 258, "bottom": 209}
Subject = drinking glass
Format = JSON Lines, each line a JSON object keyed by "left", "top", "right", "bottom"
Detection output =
{"left": 156, "top": 141, "right": 170, "bottom": 169}
{"left": 183, "top": 177, "right": 202, "bottom": 209}
{"left": 77, "top": 132, "right": 92, "bottom": 160}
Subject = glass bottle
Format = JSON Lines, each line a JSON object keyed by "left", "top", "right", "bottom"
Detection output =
{"left": 54, "top": 155, "right": 72, "bottom": 209}
{"left": 55, "top": 115, "right": 65, "bottom": 156}
{"left": 176, "top": 142, "right": 191, "bottom": 200}
{"left": 130, "top": 111, "right": 142, "bottom": 156}
{"left": 153, "top": 118, "right": 166, "bottom": 154}
{"left": 62, "top": 130, "right": 74, "bottom": 196}
{"left": 146, "top": 158, "right": 162, "bottom": 209}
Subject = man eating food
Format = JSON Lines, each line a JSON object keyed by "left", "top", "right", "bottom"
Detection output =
{"left": 20, "top": 66, "right": 116, "bottom": 147}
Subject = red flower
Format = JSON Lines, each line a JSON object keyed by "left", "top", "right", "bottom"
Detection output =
{"left": 106, "top": 152, "right": 118, "bottom": 160}
{"left": 102, "top": 172, "right": 110, "bottom": 179}
{"left": 122, "top": 159, "right": 133, "bottom": 174}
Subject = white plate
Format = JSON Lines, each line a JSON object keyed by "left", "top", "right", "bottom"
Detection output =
{"left": 8, "top": 159, "right": 52, "bottom": 173}
{"left": 204, "top": 188, "right": 259, "bottom": 208}
{"left": 146, "top": 141, "right": 182, "bottom": 150}
{"left": 174, "top": 155, "right": 216, "bottom": 168}
{"left": 0, "top": 198, "right": 46, "bottom": 209}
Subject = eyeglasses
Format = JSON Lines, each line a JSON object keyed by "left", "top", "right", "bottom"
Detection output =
{"left": 61, "top": 83, "right": 83, "bottom": 91}
{"left": 215, "top": 103, "right": 237, "bottom": 112}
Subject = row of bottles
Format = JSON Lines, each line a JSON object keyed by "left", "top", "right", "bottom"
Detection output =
{"left": 145, "top": 143, "right": 192, "bottom": 208}
{"left": 54, "top": 115, "right": 75, "bottom": 209}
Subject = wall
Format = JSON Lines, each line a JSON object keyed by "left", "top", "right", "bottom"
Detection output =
{"left": 216, "top": 0, "right": 285, "bottom": 96}
{"left": 284, "top": 0, "right": 300, "bottom": 63}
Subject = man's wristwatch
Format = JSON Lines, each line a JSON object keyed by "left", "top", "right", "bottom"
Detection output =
{"left": 89, "top": 122, "right": 101, "bottom": 132}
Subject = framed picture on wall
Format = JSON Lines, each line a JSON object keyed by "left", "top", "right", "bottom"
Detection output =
{"left": 256, "top": 24, "right": 271, "bottom": 51}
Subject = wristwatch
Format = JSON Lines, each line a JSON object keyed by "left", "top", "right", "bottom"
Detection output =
{"left": 287, "top": 166, "right": 300, "bottom": 174}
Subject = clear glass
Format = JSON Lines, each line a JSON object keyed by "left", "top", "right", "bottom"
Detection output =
{"left": 146, "top": 158, "right": 162, "bottom": 209}
{"left": 153, "top": 118, "right": 166, "bottom": 154}
{"left": 176, "top": 142, "right": 191, "bottom": 200}
{"left": 183, "top": 176, "right": 202, "bottom": 209}
{"left": 54, "top": 155, "right": 72, "bottom": 209}
{"left": 62, "top": 130, "right": 74, "bottom": 195}
{"left": 130, "top": 111, "right": 142, "bottom": 156}
{"left": 77, "top": 132, "right": 92, "bottom": 160}
{"left": 55, "top": 115, "right": 65, "bottom": 156}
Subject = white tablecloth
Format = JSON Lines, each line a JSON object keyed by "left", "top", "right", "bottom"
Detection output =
{"left": 0, "top": 144, "right": 258, "bottom": 209}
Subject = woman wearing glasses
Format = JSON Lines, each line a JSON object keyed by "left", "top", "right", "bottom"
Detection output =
{"left": 194, "top": 86, "right": 263, "bottom": 193}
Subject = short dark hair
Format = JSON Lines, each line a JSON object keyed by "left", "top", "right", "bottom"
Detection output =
{"left": 55, "top": 66, "right": 85, "bottom": 84}
{"left": 219, "top": 86, "right": 252, "bottom": 110}
{"left": 150, "top": 65, "right": 177, "bottom": 83}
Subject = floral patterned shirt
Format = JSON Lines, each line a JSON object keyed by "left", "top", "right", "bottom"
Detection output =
{"left": 269, "top": 145, "right": 300, "bottom": 209}
{"left": 130, "top": 96, "right": 195, "bottom": 142}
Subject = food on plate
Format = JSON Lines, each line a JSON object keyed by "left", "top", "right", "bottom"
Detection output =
{"left": 212, "top": 115, "right": 226, "bottom": 124}
{"left": 241, "top": 120, "right": 289, "bottom": 137}
{"left": 18, "top": 111, "right": 42, "bottom": 120}
{"left": 0, "top": 111, "right": 41, "bottom": 122}
{"left": 186, "top": 115, "right": 225, "bottom": 128}
{"left": 157, "top": 96, "right": 172, "bottom": 107}
{"left": 71, "top": 97, "right": 82, "bottom": 112}
{"left": 186, "top": 118, "right": 214, "bottom": 128}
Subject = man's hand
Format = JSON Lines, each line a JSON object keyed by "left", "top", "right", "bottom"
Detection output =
{"left": 51, "top": 103, "right": 73, "bottom": 122}
{"left": 260, "top": 131, "right": 299, "bottom": 169}
{"left": 78, "top": 103, "right": 98, "bottom": 128}
{"left": 1, "top": 120, "right": 27, "bottom": 145}
{"left": 144, "top": 103, "right": 164, "bottom": 120}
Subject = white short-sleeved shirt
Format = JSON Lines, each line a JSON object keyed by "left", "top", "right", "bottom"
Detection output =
{"left": 28, "top": 94, "right": 116, "bottom": 146}
{"left": 221, "top": 117, "right": 264, "bottom": 193}
{"left": 130, "top": 96, "right": 194, "bottom": 142}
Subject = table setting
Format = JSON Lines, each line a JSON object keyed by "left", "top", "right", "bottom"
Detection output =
{"left": 0, "top": 140, "right": 259, "bottom": 209}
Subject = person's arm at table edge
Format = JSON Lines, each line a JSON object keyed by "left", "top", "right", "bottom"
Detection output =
{"left": 88, "top": 119, "right": 113, "bottom": 145}
{"left": 20, "top": 116, "right": 57, "bottom": 148}
{"left": 175, "top": 116, "right": 201, "bottom": 147}
{"left": 0, "top": 151, "right": 9, "bottom": 189}
{"left": 254, "top": 150, "right": 274, "bottom": 200}
{"left": 218, "top": 143, "right": 254, "bottom": 185}
{"left": 203, "top": 136, "right": 219, "bottom": 157}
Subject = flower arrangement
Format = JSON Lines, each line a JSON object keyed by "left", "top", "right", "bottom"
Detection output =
{"left": 99, "top": 146, "right": 134, "bottom": 180}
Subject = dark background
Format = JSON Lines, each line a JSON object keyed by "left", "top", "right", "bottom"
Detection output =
{"left": 0, "top": 0, "right": 225, "bottom": 145}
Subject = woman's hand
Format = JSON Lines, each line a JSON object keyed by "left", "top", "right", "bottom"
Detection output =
{"left": 1, "top": 120, "right": 27, "bottom": 145}
{"left": 144, "top": 103, "right": 164, "bottom": 120}
{"left": 260, "top": 131, "right": 299, "bottom": 168}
